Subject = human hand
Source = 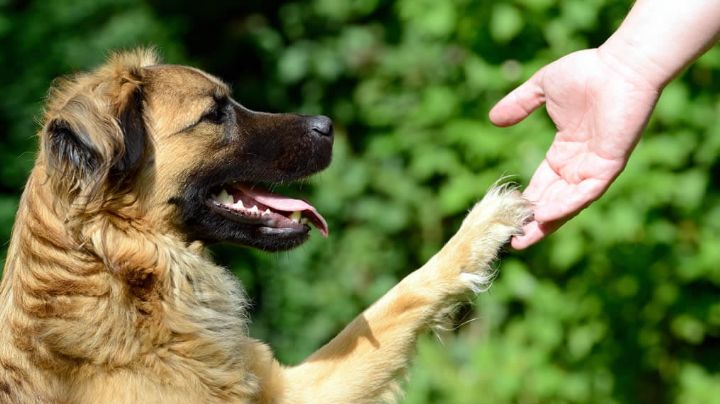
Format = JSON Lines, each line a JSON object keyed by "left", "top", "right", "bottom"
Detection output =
{"left": 489, "top": 48, "right": 662, "bottom": 249}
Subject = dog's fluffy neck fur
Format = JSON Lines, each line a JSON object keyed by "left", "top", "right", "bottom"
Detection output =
{"left": 0, "top": 167, "right": 284, "bottom": 401}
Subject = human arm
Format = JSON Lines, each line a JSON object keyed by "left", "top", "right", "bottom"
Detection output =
{"left": 489, "top": 0, "right": 720, "bottom": 249}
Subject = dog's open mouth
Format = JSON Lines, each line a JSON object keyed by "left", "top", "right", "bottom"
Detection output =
{"left": 207, "top": 184, "right": 328, "bottom": 237}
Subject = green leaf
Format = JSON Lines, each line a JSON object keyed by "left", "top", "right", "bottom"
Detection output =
{"left": 490, "top": 4, "right": 524, "bottom": 43}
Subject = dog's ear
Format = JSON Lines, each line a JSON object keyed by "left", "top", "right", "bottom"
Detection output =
{"left": 108, "top": 73, "right": 147, "bottom": 186}
{"left": 42, "top": 61, "right": 149, "bottom": 200}
{"left": 45, "top": 116, "right": 103, "bottom": 181}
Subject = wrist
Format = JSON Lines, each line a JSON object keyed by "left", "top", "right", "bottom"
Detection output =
{"left": 598, "top": 36, "right": 673, "bottom": 91}
{"left": 598, "top": 0, "right": 720, "bottom": 91}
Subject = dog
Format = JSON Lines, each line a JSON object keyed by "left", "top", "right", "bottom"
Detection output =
{"left": 0, "top": 49, "right": 530, "bottom": 403}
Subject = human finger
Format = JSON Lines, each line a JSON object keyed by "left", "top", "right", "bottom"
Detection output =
{"left": 489, "top": 69, "right": 547, "bottom": 127}
{"left": 533, "top": 177, "right": 607, "bottom": 223}
{"left": 522, "top": 160, "right": 559, "bottom": 205}
{"left": 510, "top": 218, "right": 564, "bottom": 250}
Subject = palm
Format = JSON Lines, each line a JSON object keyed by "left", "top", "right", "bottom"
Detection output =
{"left": 490, "top": 49, "right": 661, "bottom": 248}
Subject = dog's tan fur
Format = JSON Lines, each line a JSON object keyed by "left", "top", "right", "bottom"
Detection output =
{"left": 0, "top": 49, "right": 531, "bottom": 403}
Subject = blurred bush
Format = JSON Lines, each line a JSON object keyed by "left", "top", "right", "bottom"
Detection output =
{"left": 1, "top": 0, "right": 719, "bottom": 402}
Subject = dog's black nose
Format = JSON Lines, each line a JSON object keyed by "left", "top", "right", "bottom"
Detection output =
{"left": 308, "top": 115, "right": 334, "bottom": 138}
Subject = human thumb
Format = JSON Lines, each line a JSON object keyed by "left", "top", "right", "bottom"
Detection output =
{"left": 489, "top": 70, "right": 546, "bottom": 127}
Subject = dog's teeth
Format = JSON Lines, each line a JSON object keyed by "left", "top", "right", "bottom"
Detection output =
{"left": 250, "top": 205, "right": 259, "bottom": 213}
{"left": 300, "top": 217, "right": 309, "bottom": 225}
{"left": 290, "top": 211, "right": 302, "bottom": 223}
{"left": 264, "top": 209, "right": 272, "bottom": 215}
{"left": 232, "top": 199, "right": 244, "bottom": 209}
{"left": 218, "top": 189, "right": 233, "bottom": 205}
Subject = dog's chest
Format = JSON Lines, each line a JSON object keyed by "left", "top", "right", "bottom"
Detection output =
{"left": 132, "top": 252, "right": 269, "bottom": 399}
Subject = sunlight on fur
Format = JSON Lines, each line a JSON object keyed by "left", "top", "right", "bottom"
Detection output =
{"left": 0, "top": 49, "right": 531, "bottom": 403}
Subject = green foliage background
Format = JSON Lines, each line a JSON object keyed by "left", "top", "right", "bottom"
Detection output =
{"left": 1, "top": 0, "right": 720, "bottom": 402}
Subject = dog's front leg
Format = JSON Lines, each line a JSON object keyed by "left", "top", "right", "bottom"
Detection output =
{"left": 282, "top": 186, "right": 531, "bottom": 403}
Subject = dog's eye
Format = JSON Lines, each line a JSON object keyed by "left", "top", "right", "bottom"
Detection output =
{"left": 201, "top": 104, "right": 227, "bottom": 125}
{"left": 202, "top": 106, "right": 227, "bottom": 125}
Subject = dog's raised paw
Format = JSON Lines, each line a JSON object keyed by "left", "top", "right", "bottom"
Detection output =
{"left": 441, "top": 184, "right": 532, "bottom": 294}
{"left": 463, "top": 184, "right": 532, "bottom": 241}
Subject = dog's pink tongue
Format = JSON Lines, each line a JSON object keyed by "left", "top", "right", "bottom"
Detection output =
{"left": 238, "top": 185, "right": 329, "bottom": 237}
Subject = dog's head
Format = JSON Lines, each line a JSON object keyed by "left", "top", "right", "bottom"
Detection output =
{"left": 39, "top": 49, "right": 333, "bottom": 251}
